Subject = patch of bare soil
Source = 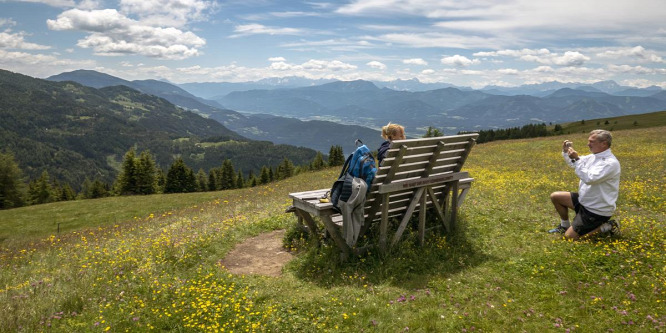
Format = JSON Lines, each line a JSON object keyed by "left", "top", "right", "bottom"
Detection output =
{"left": 219, "top": 229, "right": 293, "bottom": 277}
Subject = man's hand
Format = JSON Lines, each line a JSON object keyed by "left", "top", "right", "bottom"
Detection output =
{"left": 562, "top": 140, "right": 573, "bottom": 153}
{"left": 567, "top": 148, "right": 579, "bottom": 160}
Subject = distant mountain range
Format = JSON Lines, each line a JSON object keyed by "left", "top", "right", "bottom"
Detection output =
{"left": 48, "top": 70, "right": 383, "bottom": 153}
{"left": 47, "top": 69, "right": 666, "bottom": 147}
{"left": 1, "top": 69, "right": 317, "bottom": 188}
{"left": 216, "top": 80, "right": 666, "bottom": 132}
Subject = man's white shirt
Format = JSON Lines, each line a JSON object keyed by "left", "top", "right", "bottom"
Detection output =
{"left": 563, "top": 149, "right": 621, "bottom": 216}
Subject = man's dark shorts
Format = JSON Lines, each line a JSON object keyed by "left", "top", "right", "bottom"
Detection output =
{"left": 571, "top": 192, "right": 611, "bottom": 235}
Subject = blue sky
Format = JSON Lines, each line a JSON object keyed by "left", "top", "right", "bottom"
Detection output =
{"left": 1, "top": 0, "right": 665, "bottom": 88}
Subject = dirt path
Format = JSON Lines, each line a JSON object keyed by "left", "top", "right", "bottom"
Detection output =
{"left": 219, "top": 229, "right": 293, "bottom": 277}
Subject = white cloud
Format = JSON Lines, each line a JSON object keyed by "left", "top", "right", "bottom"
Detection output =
{"left": 421, "top": 69, "right": 434, "bottom": 75}
{"left": 607, "top": 64, "right": 655, "bottom": 75}
{"left": 403, "top": 58, "right": 427, "bottom": 65}
{"left": 0, "top": 30, "right": 51, "bottom": 50}
{"left": 0, "top": 49, "right": 95, "bottom": 77}
{"left": 474, "top": 49, "right": 551, "bottom": 57}
{"left": 231, "top": 24, "right": 304, "bottom": 37}
{"left": 47, "top": 9, "right": 205, "bottom": 59}
{"left": 367, "top": 60, "right": 386, "bottom": 70}
{"left": 268, "top": 57, "right": 286, "bottom": 62}
{"left": 18, "top": 0, "right": 75, "bottom": 7}
{"left": 479, "top": 48, "right": 589, "bottom": 67}
{"left": 0, "top": 19, "right": 17, "bottom": 27}
{"left": 441, "top": 55, "right": 479, "bottom": 67}
{"left": 119, "top": 0, "right": 216, "bottom": 27}
{"left": 596, "top": 46, "right": 664, "bottom": 63}
{"left": 302, "top": 59, "right": 357, "bottom": 71}
{"left": 497, "top": 68, "right": 519, "bottom": 75}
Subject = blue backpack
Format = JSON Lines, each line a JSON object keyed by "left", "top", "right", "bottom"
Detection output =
{"left": 329, "top": 140, "right": 377, "bottom": 212}
{"left": 348, "top": 142, "right": 377, "bottom": 188}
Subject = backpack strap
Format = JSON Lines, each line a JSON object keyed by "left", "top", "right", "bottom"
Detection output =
{"left": 338, "top": 153, "right": 353, "bottom": 179}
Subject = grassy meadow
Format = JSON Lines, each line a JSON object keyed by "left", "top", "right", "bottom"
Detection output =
{"left": 1, "top": 126, "right": 664, "bottom": 332}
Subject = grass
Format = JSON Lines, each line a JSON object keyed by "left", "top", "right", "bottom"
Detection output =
{"left": 1, "top": 126, "right": 664, "bottom": 332}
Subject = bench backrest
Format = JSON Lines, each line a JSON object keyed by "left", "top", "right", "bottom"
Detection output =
{"left": 363, "top": 133, "right": 478, "bottom": 223}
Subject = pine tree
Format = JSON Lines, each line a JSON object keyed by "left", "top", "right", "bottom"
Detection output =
{"left": 59, "top": 183, "right": 76, "bottom": 201}
{"left": 311, "top": 151, "right": 325, "bottom": 170}
{"left": 117, "top": 148, "right": 138, "bottom": 195}
{"left": 280, "top": 158, "right": 295, "bottom": 179}
{"left": 196, "top": 169, "right": 208, "bottom": 192}
{"left": 208, "top": 169, "right": 218, "bottom": 191}
{"left": 0, "top": 152, "right": 25, "bottom": 209}
{"left": 236, "top": 170, "right": 245, "bottom": 188}
{"left": 165, "top": 158, "right": 197, "bottom": 193}
{"left": 28, "top": 170, "right": 54, "bottom": 205}
{"left": 260, "top": 166, "right": 270, "bottom": 184}
{"left": 220, "top": 159, "right": 235, "bottom": 190}
{"left": 135, "top": 150, "right": 157, "bottom": 195}
{"left": 328, "top": 145, "right": 345, "bottom": 166}
{"left": 155, "top": 168, "right": 166, "bottom": 193}
{"left": 423, "top": 126, "right": 444, "bottom": 137}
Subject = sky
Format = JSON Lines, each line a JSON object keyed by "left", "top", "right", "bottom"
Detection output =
{"left": 1, "top": 0, "right": 665, "bottom": 89}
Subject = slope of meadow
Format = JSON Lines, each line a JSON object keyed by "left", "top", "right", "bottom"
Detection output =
{"left": 0, "top": 127, "right": 664, "bottom": 332}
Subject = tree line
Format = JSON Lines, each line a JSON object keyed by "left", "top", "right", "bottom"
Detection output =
{"left": 0, "top": 145, "right": 346, "bottom": 210}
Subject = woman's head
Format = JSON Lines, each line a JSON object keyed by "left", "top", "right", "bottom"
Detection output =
{"left": 382, "top": 123, "right": 406, "bottom": 141}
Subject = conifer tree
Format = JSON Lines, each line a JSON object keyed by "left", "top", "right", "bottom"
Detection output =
{"left": 220, "top": 159, "right": 236, "bottom": 190}
{"left": 208, "top": 169, "right": 218, "bottom": 191}
{"left": 260, "top": 166, "right": 270, "bottom": 184}
{"left": 117, "top": 148, "right": 138, "bottom": 195}
{"left": 328, "top": 145, "right": 345, "bottom": 166}
{"left": 268, "top": 167, "right": 274, "bottom": 182}
{"left": 155, "top": 168, "right": 166, "bottom": 193}
{"left": 0, "top": 152, "right": 25, "bottom": 209}
{"left": 311, "top": 151, "right": 325, "bottom": 170}
{"left": 196, "top": 169, "right": 208, "bottom": 192}
{"left": 28, "top": 170, "right": 54, "bottom": 205}
{"left": 165, "top": 158, "right": 197, "bottom": 193}
{"left": 135, "top": 150, "right": 157, "bottom": 195}
{"left": 423, "top": 126, "right": 444, "bottom": 138}
{"left": 59, "top": 183, "right": 76, "bottom": 201}
{"left": 236, "top": 170, "right": 245, "bottom": 188}
{"left": 278, "top": 157, "right": 295, "bottom": 179}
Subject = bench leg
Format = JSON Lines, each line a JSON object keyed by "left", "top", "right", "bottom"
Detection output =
{"left": 419, "top": 188, "right": 427, "bottom": 246}
{"left": 392, "top": 187, "right": 424, "bottom": 247}
{"left": 379, "top": 194, "right": 389, "bottom": 253}
{"left": 321, "top": 215, "right": 350, "bottom": 261}
{"left": 450, "top": 180, "right": 459, "bottom": 231}
{"left": 295, "top": 210, "right": 320, "bottom": 247}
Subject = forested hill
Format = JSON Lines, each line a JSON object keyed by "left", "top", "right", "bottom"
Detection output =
{"left": 0, "top": 69, "right": 318, "bottom": 188}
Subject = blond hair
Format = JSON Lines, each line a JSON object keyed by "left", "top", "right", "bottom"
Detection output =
{"left": 382, "top": 123, "right": 405, "bottom": 141}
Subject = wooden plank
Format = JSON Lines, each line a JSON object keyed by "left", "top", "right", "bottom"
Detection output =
{"left": 454, "top": 137, "right": 476, "bottom": 172}
{"left": 378, "top": 171, "right": 469, "bottom": 194}
{"left": 387, "top": 133, "right": 479, "bottom": 149}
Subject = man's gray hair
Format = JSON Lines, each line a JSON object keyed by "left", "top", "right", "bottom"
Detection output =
{"left": 590, "top": 129, "right": 612, "bottom": 147}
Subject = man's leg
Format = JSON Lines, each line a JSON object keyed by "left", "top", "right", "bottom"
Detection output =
{"left": 550, "top": 191, "right": 574, "bottom": 220}
{"left": 549, "top": 191, "right": 574, "bottom": 233}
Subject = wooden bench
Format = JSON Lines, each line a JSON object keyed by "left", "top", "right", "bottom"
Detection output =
{"left": 288, "top": 133, "right": 479, "bottom": 259}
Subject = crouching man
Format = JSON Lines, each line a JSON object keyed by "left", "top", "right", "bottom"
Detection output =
{"left": 549, "top": 129, "right": 621, "bottom": 240}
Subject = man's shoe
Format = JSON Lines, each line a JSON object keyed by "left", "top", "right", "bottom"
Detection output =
{"left": 548, "top": 225, "right": 567, "bottom": 234}
{"left": 606, "top": 219, "right": 621, "bottom": 235}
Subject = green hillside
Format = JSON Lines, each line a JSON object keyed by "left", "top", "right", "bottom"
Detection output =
{"left": 0, "top": 69, "right": 317, "bottom": 188}
{"left": 556, "top": 110, "right": 666, "bottom": 133}
{"left": 1, "top": 126, "right": 663, "bottom": 331}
